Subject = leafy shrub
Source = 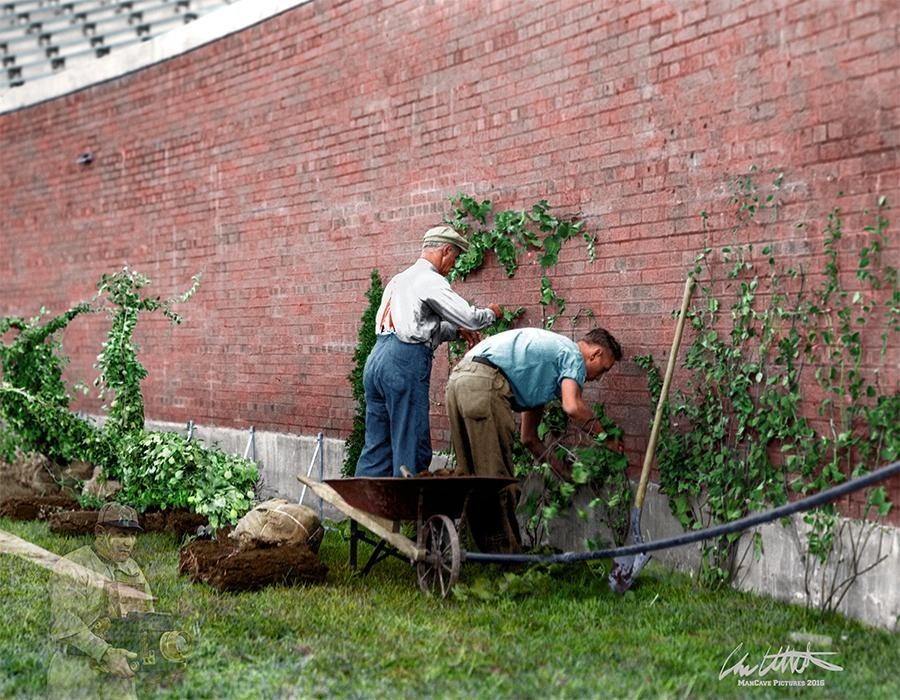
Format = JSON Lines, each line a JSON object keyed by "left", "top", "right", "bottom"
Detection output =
{"left": 0, "top": 305, "right": 97, "bottom": 465}
{"left": 519, "top": 401, "right": 631, "bottom": 547}
{"left": 89, "top": 269, "right": 260, "bottom": 529}
{"left": 1, "top": 268, "right": 257, "bottom": 532}
{"left": 0, "top": 425, "right": 17, "bottom": 464}
{"left": 115, "top": 430, "right": 258, "bottom": 529}
{"left": 342, "top": 269, "right": 384, "bottom": 477}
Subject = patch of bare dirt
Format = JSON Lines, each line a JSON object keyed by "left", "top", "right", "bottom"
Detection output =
{"left": 142, "top": 510, "right": 208, "bottom": 534}
{"left": 1, "top": 450, "right": 67, "bottom": 497}
{"left": 416, "top": 468, "right": 456, "bottom": 477}
{"left": 1, "top": 451, "right": 95, "bottom": 501}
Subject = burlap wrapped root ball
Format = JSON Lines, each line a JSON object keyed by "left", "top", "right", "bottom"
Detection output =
{"left": 229, "top": 499, "right": 324, "bottom": 552}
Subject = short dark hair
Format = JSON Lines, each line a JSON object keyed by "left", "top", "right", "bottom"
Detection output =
{"left": 581, "top": 328, "right": 622, "bottom": 361}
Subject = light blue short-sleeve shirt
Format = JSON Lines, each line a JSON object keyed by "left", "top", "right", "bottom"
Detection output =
{"left": 467, "top": 328, "right": 586, "bottom": 411}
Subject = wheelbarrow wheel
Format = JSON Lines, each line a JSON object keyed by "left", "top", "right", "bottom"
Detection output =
{"left": 416, "top": 514, "right": 460, "bottom": 598}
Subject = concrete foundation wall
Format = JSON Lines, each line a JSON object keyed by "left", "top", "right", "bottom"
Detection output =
{"left": 734, "top": 514, "right": 900, "bottom": 633}
{"left": 149, "top": 418, "right": 899, "bottom": 631}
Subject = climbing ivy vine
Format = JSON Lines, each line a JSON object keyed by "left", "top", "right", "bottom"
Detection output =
{"left": 0, "top": 305, "right": 96, "bottom": 465}
{"left": 445, "top": 195, "right": 596, "bottom": 329}
{"left": 638, "top": 170, "right": 897, "bottom": 597}
{"left": 94, "top": 267, "right": 200, "bottom": 434}
{"left": 442, "top": 194, "right": 628, "bottom": 548}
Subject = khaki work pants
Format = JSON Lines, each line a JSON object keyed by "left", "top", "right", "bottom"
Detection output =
{"left": 446, "top": 359, "right": 522, "bottom": 553}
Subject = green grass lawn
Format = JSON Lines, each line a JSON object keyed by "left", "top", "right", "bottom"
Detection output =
{"left": 1, "top": 517, "right": 897, "bottom": 699}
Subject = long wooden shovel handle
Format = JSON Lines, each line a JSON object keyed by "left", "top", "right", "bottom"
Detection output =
{"left": 633, "top": 275, "right": 696, "bottom": 509}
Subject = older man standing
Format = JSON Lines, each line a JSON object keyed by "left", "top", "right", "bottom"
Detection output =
{"left": 355, "top": 225, "right": 503, "bottom": 478}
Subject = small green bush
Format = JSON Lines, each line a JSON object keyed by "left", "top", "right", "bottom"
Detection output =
{"left": 115, "top": 429, "right": 258, "bottom": 529}
{"left": 1, "top": 268, "right": 257, "bottom": 531}
{"left": 342, "top": 269, "right": 384, "bottom": 477}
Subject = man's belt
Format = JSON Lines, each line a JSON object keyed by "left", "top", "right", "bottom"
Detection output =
{"left": 470, "top": 356, "right": 511, "bottom": 384}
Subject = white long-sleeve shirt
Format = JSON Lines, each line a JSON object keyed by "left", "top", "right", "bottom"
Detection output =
{"left": 375, "top": 258, "right": 496, "bottom": 349}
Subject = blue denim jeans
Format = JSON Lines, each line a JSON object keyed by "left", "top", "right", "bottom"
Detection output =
{"left": 355, "top": 334, "right": 434, "bottom": 477}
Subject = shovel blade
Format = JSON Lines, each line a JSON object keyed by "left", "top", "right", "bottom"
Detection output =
{"left": 608, "top": 552, "right": 651, "bottom": 593}
{"left": 608, "top": 507, "right": 650, "bottom": 593}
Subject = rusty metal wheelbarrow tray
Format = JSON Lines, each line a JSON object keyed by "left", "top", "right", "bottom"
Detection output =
{"left": 326, "top": 475, "right": 516, "bottom": 521}
{"left": 297, "top": 474, "right": 515, "bottom": 596}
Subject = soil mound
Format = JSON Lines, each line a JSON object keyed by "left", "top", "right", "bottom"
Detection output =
{"left": 47, "top": 509, "right": 99, "bottom": 534}
{"left": 0, "top": 451, "right": 65, "bottom": 497}
{"left": 0, "top": 495, "right": 79, "bottom": 520}
{"left": 416, "top": 468, "right": 456, "bottom": 477}
{"left": 48, "top": 509, "right": 208, "bottom": 536}
{"left": 141, "top": 510, "right": 208, "bottom": 534}
{"left": 1, "top": 451, "right": 96, "bottom": 501}
{"left": 179, "top": 539, "right": 327, "bottom": 592}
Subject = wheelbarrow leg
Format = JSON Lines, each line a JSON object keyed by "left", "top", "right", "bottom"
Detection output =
{"left": 456, "top": 492, "right": 473, "bottom": 545}
{"left": 350, "top": 520, "right": 359, "bottom": 570}
{"left": 360, "top": 539, "right": 392, "bottom": 576}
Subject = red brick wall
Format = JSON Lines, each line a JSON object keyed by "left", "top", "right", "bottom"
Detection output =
{"left": 1, "top": 0, "right": 897, "bottom": 519}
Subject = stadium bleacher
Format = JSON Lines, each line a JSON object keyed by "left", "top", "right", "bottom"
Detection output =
{"left": 1, "top": 0, "right": 233, "bottom": 88}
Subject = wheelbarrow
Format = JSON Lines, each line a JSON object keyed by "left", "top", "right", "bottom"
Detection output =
{"left": 297, "top": 474, "right": 516, "bottom": 597}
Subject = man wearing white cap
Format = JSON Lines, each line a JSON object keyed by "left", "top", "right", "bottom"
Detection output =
{"left": 355, "top": 225, "right": 503, "bottom": 477}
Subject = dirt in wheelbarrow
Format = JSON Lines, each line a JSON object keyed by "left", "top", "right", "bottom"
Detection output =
{"left": 178, "top": 538, "right": 328, "bottom": 592}
{"left": 415, "top": 468, "right": 456, "bottom": 477}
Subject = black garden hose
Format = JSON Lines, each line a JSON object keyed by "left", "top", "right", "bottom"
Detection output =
{"left": 463, "top": 459, "right": 900, "bottom": 565}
